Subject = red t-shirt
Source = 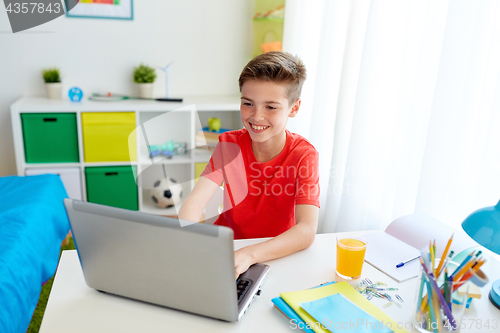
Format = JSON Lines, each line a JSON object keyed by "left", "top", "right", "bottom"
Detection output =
{"left": 201, "top": 128, "right": 319, "bottom": 239}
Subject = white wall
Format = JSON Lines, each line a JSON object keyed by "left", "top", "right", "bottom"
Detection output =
{"left": 0, "top": 0, "right": 253, "bottom": 176}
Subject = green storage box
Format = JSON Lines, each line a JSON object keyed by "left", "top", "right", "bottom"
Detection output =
{"left": 21, "top": 113, "right": 79, "bottom": 163}
{"left": 85, "top": 166, "right": 138, "bottom": 211}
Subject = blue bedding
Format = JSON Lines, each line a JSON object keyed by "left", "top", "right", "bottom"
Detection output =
{"left": 0, "top": 175, "right": 70, "bottom": 333}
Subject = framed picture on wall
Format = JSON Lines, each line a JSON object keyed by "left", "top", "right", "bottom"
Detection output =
{"left": 65, "top": 0, "right": 133, "bottom": 20}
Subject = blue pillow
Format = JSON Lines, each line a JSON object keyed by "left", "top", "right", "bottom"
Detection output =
{"left": 0, "top": 175, "right": 70, "bottom": 333}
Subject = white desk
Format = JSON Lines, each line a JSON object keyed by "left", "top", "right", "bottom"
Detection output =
{"left": 39, "top": 233, "right": 499, "bottom": 333}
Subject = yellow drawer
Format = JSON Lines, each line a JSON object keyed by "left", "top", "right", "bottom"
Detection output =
{"left": 82, "top": 112, "right": 137, "bottom": 162}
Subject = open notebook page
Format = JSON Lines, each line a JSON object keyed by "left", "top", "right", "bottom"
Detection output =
{"left": 363, "top": 231, "right": 420, "bottom": 282}
{"left": 364, "top": 214, "right": 477, "bottom": 283}
{"left": 385, "top": 213, "right": 477, "bottom": 257}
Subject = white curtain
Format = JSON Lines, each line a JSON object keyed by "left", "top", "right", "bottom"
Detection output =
{"left": 283, "top": 0, "right": 500, "bottom": 233}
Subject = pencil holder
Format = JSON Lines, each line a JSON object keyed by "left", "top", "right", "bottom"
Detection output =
{"left": 412, "top": 259, "right": 470, "bottom": 333}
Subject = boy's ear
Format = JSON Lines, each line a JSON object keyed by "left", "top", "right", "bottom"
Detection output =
{"left": 289, "top": 99, "right": 301, "bottom": 118}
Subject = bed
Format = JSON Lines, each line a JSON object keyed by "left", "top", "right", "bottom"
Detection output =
{"left": 0, "top": 174, "right": 70, "bottom": 333}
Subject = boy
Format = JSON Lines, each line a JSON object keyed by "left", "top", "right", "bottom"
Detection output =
{"left": 178, "top": 51, "right": 319, "bottom": 278}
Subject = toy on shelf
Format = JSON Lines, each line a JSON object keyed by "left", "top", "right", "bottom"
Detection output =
{"left": 157, "top": 61, "right": 173, "bottom": 98}
{"left": 208, "top": 117, "right": 221, "bottom": 132}
{"left": 68, "top": 87, "right": 83, "bottom": 102}
{"left": 148, "top": 141, "right": 187, "bottom": 159}
{"left": 150, "top": 177, "right": 182, "bottom": 208}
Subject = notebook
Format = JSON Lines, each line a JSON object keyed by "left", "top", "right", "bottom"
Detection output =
{"left": 363, "top": 231, "right": 420, "bottom": 283}
{"left": 272, "top": 281, "right": 336, "bottom": 333}
{"left": 272, "top": 297, "right": 316, "bottom": 333}
{"left": 301, "top": 294, "right": 393, "bottom": 333}
{"left": 363, "top": 214, "right": 477, "bottom": 283}
{"left": 280, "top": 282, "right": 407, "bottom": 333}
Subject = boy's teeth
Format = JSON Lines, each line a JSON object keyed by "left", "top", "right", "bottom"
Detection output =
{"left": 252, "top": 124, "right": 267, "bottom": 130}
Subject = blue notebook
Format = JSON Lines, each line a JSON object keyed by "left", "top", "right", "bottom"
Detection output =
{"left": 272, "top": 297, "right": 316, "bottom": 333}
{"left": 272, "top": 281, "right": 336, "bottom": 333}
{"left": 300, "top": 293, "right": 393, "bottom": 333}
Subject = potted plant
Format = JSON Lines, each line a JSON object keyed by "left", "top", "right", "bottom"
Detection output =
{"left": 133, "top": 64, "right": 157, "bottom": 98}
{"left": 42, "top": 68, "right": 62, "bottom": 99}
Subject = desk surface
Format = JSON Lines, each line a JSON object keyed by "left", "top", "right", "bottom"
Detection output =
{"left": 39, "top": 233, "right": 499, "bottom": 333}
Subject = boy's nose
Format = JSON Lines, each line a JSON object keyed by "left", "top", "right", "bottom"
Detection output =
{"left": 253, "top": 107, "right": 265, "bottom": 121}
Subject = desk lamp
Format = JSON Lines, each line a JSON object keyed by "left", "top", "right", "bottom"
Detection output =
{"left": 461, "top": 200, "right": 500, "bottom": 309}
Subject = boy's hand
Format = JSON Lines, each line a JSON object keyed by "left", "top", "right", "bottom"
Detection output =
{"left": 234, "top": 247, "right": 255, "bottom": 279}
{"left": 232, "top": 205, "right": 318, "bottom": 279}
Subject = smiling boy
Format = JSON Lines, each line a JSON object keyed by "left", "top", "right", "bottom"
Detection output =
{"left": 178, "top": 51, "right": 320, "bottom": 277}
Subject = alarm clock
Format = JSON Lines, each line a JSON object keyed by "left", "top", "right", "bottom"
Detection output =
{"left": 68, "top": 87, "right": 83, "bottom": 102}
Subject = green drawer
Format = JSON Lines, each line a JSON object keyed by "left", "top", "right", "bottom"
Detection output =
{"left": 85, "top": 166, "right": 138, "bottom": 211}
{"left": 21, "top": 113, "right": 79, "bottom": 163}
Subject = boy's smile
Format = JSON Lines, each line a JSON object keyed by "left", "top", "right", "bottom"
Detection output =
{"left": 249, "top": 123, "right": 269, "bottom": 132}
{"left": 240, "top": 80, "right": 300, "bottom": 162}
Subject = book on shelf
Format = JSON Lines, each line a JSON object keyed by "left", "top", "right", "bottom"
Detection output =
{"left": 195, "top": 127, "right": 232, "bottom": 150}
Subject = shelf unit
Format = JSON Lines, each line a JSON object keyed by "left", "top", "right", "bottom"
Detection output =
{"left": 11, "top": 96, "right": 241, "bottom": 216}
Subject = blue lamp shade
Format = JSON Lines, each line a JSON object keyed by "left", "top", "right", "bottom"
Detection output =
{"left": 462, "top": 200, "right": 500, "bottom": 310}
{"left": 461, "top": 200, "right": 500, "bottom": 255}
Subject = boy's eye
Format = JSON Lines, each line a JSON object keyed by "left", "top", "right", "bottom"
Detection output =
{"left": 267, "top": 106, "right": 276, "bottom": 110}
{"left": 242, "top": 102, "right": 252, "bottom": 106}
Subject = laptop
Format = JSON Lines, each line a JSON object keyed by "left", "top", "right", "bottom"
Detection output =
{"left": 64, "top": 199, "right": 269, "bottom": 322}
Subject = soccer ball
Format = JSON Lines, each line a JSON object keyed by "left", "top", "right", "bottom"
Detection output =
{"left": 150, "top": 177, "right": 183, "bottom": 208}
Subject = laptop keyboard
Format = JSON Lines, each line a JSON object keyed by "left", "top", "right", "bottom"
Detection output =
{"left": 236, "top": 278, "right": 252, "bottom": 303}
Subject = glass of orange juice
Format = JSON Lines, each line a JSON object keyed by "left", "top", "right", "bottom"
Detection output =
{"left": 336, "top": 235, "right": 367, "bottom": 280}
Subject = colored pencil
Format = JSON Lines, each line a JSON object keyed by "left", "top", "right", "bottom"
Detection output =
{"left": 420, "top": 258, "right": 457, "bottom": 329}
{"left": 444, "top": 268, "right": 449, "bottom": 310}
{"left": 435, "top": 233, "right": 453, "bottom": 277}
{"left": 419, "top": 249, "right": 456, "bottom": 315}
{"left": 430, "top": 241, "right": 435, "bottom": 275}
{"left": 433, "top": 240, "right": 436, "bottom": 275}
{"left": 448, "top": 274, "right": 453, "bottom": 309}
{"left": 453, "top": 259, "right": 486, "bottom": 291}
{"left": 450, "top": 251, "right": 475, "bottom": 278}
{"left": 416, "top": 275, "right": 426, "bottom": 320}
{"left": 425, "top": 278, "right": 438, "bottom": 333}
{"left": 452, "top": 258, "right": 477, "bottom": 282}
{"left": 454, "top": 252, "right": 483, "bottom": 282}
{"left": 432, "top": 288, "right": 441, "bottom": 332}
{"left": 436, "top": 251, "right": 453, "bottom": 279}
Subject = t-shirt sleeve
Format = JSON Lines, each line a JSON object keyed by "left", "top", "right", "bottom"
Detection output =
{"left": 295, "top": 150, "right": 320, "bottom": 207}
{"left": 200, "top": 136, "right": 243, "bottom": 187}
{"left": 201, "top": 152, "right": 224, "bottom": 186}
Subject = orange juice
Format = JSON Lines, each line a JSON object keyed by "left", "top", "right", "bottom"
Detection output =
{"left": 336, "top": 237, "right": 367, "bottom": 279}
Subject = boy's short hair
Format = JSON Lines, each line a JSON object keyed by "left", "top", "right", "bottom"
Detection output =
{"left": 239, "top": 51, "right": 307, "bottom": 105}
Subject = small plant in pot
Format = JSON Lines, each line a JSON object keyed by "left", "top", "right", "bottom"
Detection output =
{"left": 42, "top": 68, "right": 62, "bottom": 99}
{"left": 133, "top": 64, "right": 157, "bottom": 98}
